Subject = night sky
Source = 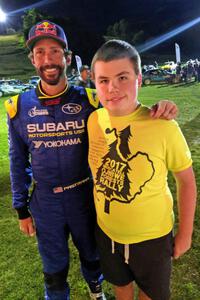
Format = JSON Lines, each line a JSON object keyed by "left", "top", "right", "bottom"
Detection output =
{"left": 1, "top": 0, "right": 200, "bottom": 59}
{"left": 1, "top": 0, "right": 200, "bottom": 32}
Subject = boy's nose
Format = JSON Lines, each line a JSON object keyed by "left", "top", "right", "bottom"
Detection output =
{"left": 108, "top": 80, "right": 119, "bottom": 93}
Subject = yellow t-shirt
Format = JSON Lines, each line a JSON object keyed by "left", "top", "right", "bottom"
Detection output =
{"left": 88, "top": 105, "right": 192, "bottom": 244}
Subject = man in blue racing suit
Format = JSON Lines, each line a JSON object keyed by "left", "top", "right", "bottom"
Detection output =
{"left": 5, "top": 20, "right": 178, "bottom": 300}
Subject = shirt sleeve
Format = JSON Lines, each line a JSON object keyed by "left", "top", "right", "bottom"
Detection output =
{"left": 166, "top": 121, "right": 192, "bottom": 173}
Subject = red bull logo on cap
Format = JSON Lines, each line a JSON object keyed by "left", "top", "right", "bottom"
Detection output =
{"left": 35, "top": 21, "right": 57, "bottom": 37}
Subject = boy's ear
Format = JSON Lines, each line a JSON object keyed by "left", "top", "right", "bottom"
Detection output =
{"left": 138, "top": 73, "right": 142, "bottom": 87}
{"left": 91, "top": 72, "right": 95, "bottom": 81}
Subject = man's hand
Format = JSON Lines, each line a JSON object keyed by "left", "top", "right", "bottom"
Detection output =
{"left": 19, "top": 217, "right": 36, "bottom": 237}
{"left": 150, "top": 100, "right": 178, "bottom": 119}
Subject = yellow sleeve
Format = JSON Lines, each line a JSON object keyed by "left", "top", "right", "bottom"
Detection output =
{"left": 4, "top": 95, "right": 19, "bottom": 119}
{"left": 166, "top": 121, "right": 192, "bottom": 172}
{"left": 85, "top": 88, "right": 99, "bottom": 108}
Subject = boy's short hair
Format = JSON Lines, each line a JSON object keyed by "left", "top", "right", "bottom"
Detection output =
{"left": 91, "top": 39, "right": 141, "bottom": 76}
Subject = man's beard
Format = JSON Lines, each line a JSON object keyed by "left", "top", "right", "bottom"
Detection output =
{"left": 37, "top": 64, "right": 65, "bottom": 85}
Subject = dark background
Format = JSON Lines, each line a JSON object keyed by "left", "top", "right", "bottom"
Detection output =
{"left": 0, "top": 0, "right": 200, "bottom": 64}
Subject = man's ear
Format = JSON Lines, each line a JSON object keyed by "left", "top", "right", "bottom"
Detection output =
{"left": 28, "top": 52, "right": 35, "bottom": 66}
{"left": 31, "top": 54, "right": 36, "bottom": 66}
{"left": 138, "top": 73, "right": 142, "bottom": 87}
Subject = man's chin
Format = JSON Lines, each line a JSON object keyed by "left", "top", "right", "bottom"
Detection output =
{"left": 40, "top": 75, "right": 60, "bottom": 85}
{"left": 44, "top": 79, "right": 60, "bottom": 85}
{"left": 37, "top": 66, "right": 66, "bottom": 86}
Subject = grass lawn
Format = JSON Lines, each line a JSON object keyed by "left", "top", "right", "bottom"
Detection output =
{"left": 0, "top": 82, "right": 200, "bottom": 300}
{"left": 0, "top": 34, "right": 35, "bottom": 80}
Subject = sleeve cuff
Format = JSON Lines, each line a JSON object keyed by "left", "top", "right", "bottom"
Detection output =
{"left": 16, "top": 206, "right": 31, "bottom": 220}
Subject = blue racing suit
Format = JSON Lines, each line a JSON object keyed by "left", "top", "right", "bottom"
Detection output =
{"left": 5, "top": 83, "right": 102, "bottom": 299}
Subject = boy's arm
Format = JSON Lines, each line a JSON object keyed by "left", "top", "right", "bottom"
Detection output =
{"left": 173, "top": 166, "right": 197, "bottom": 259}
{"left": 150, "top": 100, "right": 178, "bottom": 119}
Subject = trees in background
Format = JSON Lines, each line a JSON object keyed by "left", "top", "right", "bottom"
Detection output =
{"left": 22, "top": 9, "right": 49, "bottom": 41}
{"left": 104, "top": 19, "right": 145, "bottom": 46}
{"left": 21, "top": 9, "right": 103, "bottom": 66}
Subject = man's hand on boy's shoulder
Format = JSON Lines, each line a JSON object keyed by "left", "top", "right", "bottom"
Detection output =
{"left": 150, "top": 100, "right": 178, "bottom": 120}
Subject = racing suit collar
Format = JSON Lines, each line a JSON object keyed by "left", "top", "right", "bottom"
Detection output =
{"left": 36, "top": 81, "right": 70, "bottom": 106}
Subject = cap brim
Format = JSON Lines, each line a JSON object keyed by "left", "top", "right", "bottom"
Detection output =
{"left": 26, "top": 35, "right": 66, "bottom": 50}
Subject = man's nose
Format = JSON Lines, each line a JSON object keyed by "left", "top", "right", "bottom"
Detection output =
{"left": 43, "top": 51, "right": 53, "bottom": 63}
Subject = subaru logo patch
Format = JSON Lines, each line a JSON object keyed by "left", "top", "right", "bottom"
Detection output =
{"left": 62, "top": 103, "right": 82, "bottom": 114}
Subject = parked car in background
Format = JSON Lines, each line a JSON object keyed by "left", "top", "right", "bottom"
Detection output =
{"left": 68, "top": 74, "right": 79, "bottom": 85}
{"left": 29, "top": 76, "right": 40, "bottom": 86}
{"left": 5, "top": 79, "right": 34, "bottom": 91}
{"left": 142, "top": 68, "right": 176, "bottom": 85}
{"left": 0, "top": 79, "right": 35, "bottom": 97}
{"left": 0, "top": 84, "right": 21, "bottom": 97}
{"left": 160, "top": 61, "right": 177, "bottom": 72}
{"left": 142, "top": 65, "right": 156, "bottom": 73}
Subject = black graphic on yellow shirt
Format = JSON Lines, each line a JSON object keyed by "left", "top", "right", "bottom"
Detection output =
{"left": 95, "top": 126, "right": 155, "bottom": 214}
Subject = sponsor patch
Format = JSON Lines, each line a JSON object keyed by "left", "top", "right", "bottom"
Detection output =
{"left": 27, "top": 120, "right": 85, "bottom": 133}
{"left": 28, "top": 106, "right": 49, "bottom": 117}
{"left": 85, "top": 88, "right": 99, "bottom": 108}
{"left": 62, "top": 103, "right": 82, "bottom": 114}
{"left": 43, "top": 98, "right": 62, "bottom": 106}
{"left": 32, "top": 138, "right": 82, "bottom": 148}
{"left": 35, "top": 21, "right": 57, "bottom": 36}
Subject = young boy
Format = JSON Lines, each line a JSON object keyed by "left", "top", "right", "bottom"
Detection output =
{"left": 87, "top": 40, "right": 196, "bottom": 300}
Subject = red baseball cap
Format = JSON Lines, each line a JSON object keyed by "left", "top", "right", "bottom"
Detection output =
{"left": 26, "top": 20, "right": 68, "bottom": 50}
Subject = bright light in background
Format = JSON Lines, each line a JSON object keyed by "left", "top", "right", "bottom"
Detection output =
{"left": 0, "top": 0, "right": 58, "bottom": 33}
{"left": 138, "top": 16, "right": 200, "bottom": 53}
{"left": 8, "top": 0, "right": 58, "bottom": 16}
{"left": 0, "top": 8, "right": 7, "bottom": 22}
